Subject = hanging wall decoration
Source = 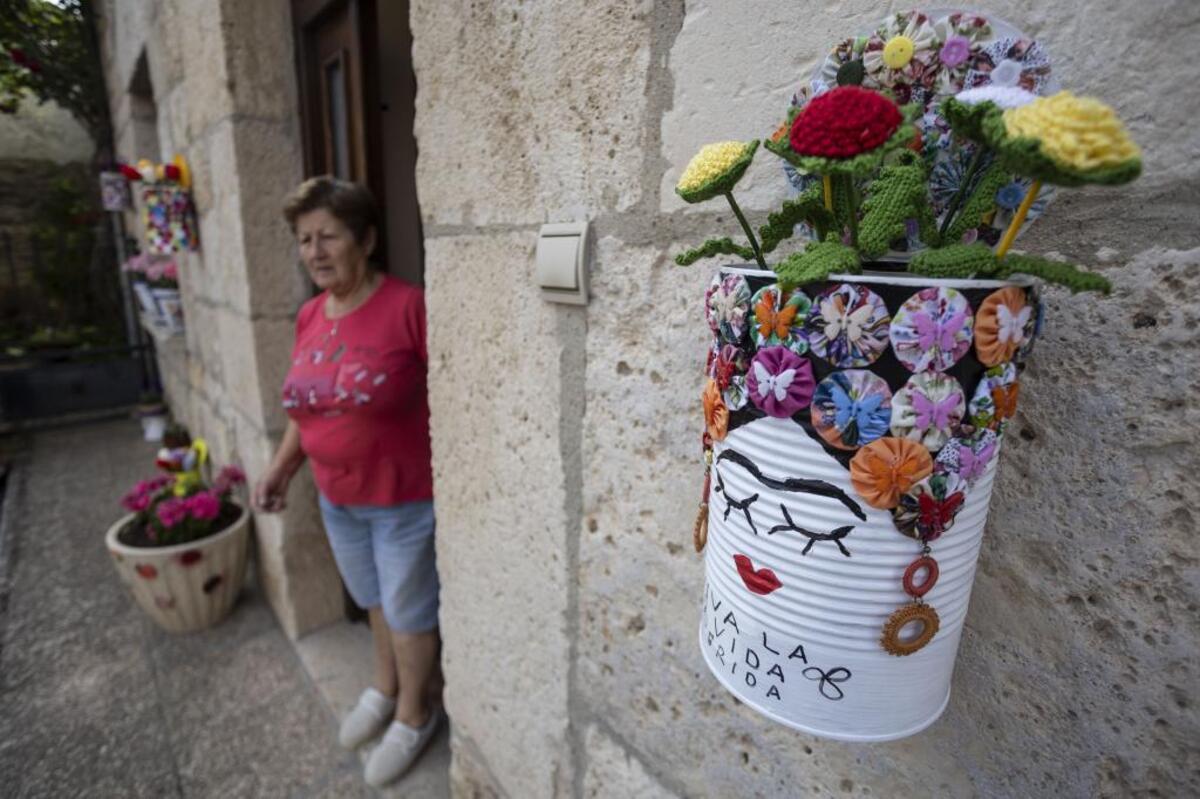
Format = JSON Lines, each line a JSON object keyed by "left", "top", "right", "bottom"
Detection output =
{"left": 118, "top": 155, "right": 200, "bottom": 255}
{"left": 99, "top": 170, "right": 132, "bottom": 211}
{"left": 676, "top": 8, "right": 1139, "bottom": 741}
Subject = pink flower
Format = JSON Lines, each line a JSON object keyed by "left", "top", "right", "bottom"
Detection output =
{"left": 156, "top": 497, "right": 187, "bottom": 528}
{"left": 939, "top": 36, "right": 971, "bottom": 68}
{"left": 213, "top": 465, "right": 246, "bottom": 494}
{"left": 121, "top": 491, "right": 151, "bottom": 513}
{"left": 185, "top": 491, "right": 221, "bottom": 522}
{"left": 161, "top": 262, "right": 179, "bottom": 282}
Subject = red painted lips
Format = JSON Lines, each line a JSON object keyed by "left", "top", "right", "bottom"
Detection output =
{"left": 733, "top": 554, "right": 782, "bottom": 595}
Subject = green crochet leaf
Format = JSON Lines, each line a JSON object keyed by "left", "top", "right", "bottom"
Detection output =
{"left": 909, "top": 243, "right": 999, "bottom": 279}
{"left": 674, "top": 237, "right": 757, "bottom": 267}
{"left": 858, "top": 154, "right": 931, "bottom": 259}
{"left": 975, "top": 105, "right": 1142, "bottom": 188}
{"left": 676, "top": 140, "right": 760, "bottom": 204}
{"left": 940, "top": 97, "right": 995, "bottom": 145}
{"left": 775, "top": 240, "right": 861, "bottom": 291}
{"left": 943, "top": 161, "right": 1010, "bottom": 243}
{"left": 996, "top": 253, "right": 1112, "bottom": 293}
{"left": 758, "top": 184, "right": 835, "bottom": 253}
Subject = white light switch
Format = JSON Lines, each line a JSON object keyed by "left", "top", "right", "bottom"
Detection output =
{"left": 536, "top": 222, "right": 589, "bottom": 305}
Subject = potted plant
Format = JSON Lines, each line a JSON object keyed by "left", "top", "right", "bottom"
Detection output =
{"left": 122, "top": 252, "right": 183, "bottom": 333}
{"left": 678, "top": 9, "right": 1138, "bottom": 742}
{"left": 105, "top": 437, "right": 249, "bottom": 633}
{"left": 134, "top": 391, "right": 168, "bottom": 441}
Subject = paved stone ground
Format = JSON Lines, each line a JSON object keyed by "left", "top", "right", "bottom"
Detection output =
{"left": 0, "top": 419, "right": 386, "bottom": 798}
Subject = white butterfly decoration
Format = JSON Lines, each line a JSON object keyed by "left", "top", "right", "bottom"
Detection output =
{"left": 821, "top": 297, "right": 876, "bottom": 342}
{"left": 996, "top": 303, "right": 1032, "bottom": 345}
{"left": 753, "top": 361, "right": 796, "bottom": 401}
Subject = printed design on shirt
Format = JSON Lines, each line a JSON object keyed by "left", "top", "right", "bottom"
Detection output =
{"left": 283, "top": 332, "right": 392, "bottom": 416}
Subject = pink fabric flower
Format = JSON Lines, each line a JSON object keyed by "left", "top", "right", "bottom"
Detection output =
{"left": 156, "top": 497, "right": 187, "bottom": 528}
{"left": 213, "top": 465, "right": 246, "bottom": 494}
{"left": 745, "top": 346, "right": 815, "bottom": 418}
{"left": 939, "top": 36, "right": 971, "bottom": 68}
{"left": 185, "top": 491, "right": 221, "bottom": 522}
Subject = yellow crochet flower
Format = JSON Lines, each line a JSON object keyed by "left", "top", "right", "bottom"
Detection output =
{"left": 1003, "top": 92, "right": 1140, "bottom": 174}
{"left": 676, "top": 140, "right": 759, "bottom": 203}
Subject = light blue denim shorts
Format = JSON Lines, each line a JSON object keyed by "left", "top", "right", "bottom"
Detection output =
{"left": 317, "top": 495, "right": 440, "bottom": 633}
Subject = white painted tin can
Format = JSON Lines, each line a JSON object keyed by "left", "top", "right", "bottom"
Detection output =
{"left": 698, "top": 267, "right": 1032, "bottom": 741}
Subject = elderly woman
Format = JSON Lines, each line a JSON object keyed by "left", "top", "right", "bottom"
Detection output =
{"left": 253, "top": 177, "right": 439, "bottom": 787}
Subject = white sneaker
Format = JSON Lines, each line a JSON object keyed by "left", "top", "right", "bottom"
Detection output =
{"left": 364, "top": 709, "right": 442, "bottom": 787}
{"left": 338, "top": 688, "right": 396, "bottom": 750}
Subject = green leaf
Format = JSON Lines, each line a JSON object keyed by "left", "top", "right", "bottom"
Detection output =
{"left": 857, "top": 155, "right": 931, "bottom": 259}
{"left": 775, "top": 240, "right": 861, "bottom": 291}
{"left": 996, "top": 253, "right": 1112, "bottom": 293}
{"left": 674, "top": 237, "right": 757, "bottom": 267}
{"left": 909, "top": 243, "right": 999, "bottom": 279}
{"left": 758, "top": 183, "right": 834, "bottom": 253}
{"left": 943, "top": 162, "right": 1010, "bottom": 244}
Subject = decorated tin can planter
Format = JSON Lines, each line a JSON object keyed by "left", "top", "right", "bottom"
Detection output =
{"left": 698, "top": 265, "right": 1037, "bottom": 741}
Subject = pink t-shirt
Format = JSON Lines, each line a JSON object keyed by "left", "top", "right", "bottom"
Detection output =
{"left": 282, "top": 275, "right": 432, "bottom": 505}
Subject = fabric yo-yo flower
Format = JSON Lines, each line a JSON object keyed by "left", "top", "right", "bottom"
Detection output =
{"left": 785, "top": 86, "right": 912, "bottom": 175}
{"left": 861, "top": 10, "right": 941, "bottom": 106}
{"left": 810, "top": 369, "right": 893, "bottom": 450}
{"left": 705, "top": 272, "right": 752, "bottom": 343}
{"left": 975, "top": 286, "right": 1031, "bottom": 365}
{"left": 933, "top": 13, "right": 992, "bottom": 93}
{"left": 849, "top": 436, "right": 934, "bottom": 510}
{"left": 891, "top": 472, "right": 968, "bottom": 541}
{"left": 890, "top": 372, "right": 966, "bottom": 452}
{"left": 751, "top": 284, "right": 811, "bottom": 354}
{"left": 675, "top": 140, "right": 759, "bottom": 204}
{"left": 746, "top": 346, "right": 815, "bottom": 418}
{"left": 986, "top": 91, "right": 1142, "bottom": 186}
{"left": 964, "top": 37, "right": 1051, "bottom": 95}
{"left": 889, "top": 286, "right": 974, "bottom": 373}
{"left": 935, "top": 429, "right": 999, "bottom": 485}
{"left": 804, "top": 282, "right": 891, "bottom": 368}
{"left": 702, "top": 378, "right": 729, "bottom": 442}
{"left": 967, "top": 362, "right": 1019, "bottom": 431}
{"left": 708, "top": 343, "right": 749, "bottom": 393}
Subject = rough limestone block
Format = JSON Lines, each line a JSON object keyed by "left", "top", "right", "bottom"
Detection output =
{"left": 411, "top": 0, "right": 655, "bottom": 227}
{"left": 581, "top": 725, "right": 677, "bottom": 799}
{"left": 217, "top": 0, "right": 301, "bottom": 123}
{"left": 424, "top": 233, "right": 576, "bottom": 798}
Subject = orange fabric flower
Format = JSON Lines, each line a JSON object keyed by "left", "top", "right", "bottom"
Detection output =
{"left": 754, "top": 289, "right": 799, "bottom": 341}
{"left": 850, "top": 437, "right": 933, "bottom": 509}
{"left": 991, "top": 381, "right": 1020, "bottom": 423}
{"left": 975, "top": 287, "right": 1030, "bottom": 367}
{"left": 702, "top": 378, "right": 729, "bottom": 441}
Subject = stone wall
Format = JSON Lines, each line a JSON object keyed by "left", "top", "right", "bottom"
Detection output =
{"left": 96, "top": 0, "right": 344, "bottom": 638}
{"left": 415, "top": 1, "right": 1199, "bottom": 797}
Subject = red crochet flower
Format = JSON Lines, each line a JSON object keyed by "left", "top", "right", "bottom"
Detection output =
{"left": 789, "top": 86, "right": 904, "bottom": 159}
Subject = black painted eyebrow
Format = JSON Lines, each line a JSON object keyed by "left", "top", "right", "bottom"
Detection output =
{"left": 716, "top": 449, "right": 867, "bottom": 522}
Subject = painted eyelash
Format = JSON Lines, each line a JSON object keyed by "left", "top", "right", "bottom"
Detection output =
{"left": 715, "top": 449, "right": 867, "bottom": 522}
{"left": 767, "top": 505, "right": 854, "bottom": 557}
{"left": 714, "top": 469, "right": 760, "bottom": 536}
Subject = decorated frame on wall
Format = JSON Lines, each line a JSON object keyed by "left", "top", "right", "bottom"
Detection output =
{"left": 675, "top": 9, "right": 1139, "bottom": 741}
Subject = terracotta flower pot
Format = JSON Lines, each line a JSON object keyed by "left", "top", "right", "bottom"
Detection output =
{"left": 105, "top": 503, "right": 250, "bottom": 633}
{"left": 698, "top": 265, "right": 1039, "bottom": 741}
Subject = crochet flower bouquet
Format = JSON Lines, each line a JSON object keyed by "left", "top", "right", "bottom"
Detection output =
{"left": 683, "top": 10, "right": 1140, "bottom": 741}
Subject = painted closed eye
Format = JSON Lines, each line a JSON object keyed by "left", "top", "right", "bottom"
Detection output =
{"left": 714, "top": 469, "right": 759, "bottom": 536}
{"left": 767, "top": 505, "right": 854, "bottom": 557}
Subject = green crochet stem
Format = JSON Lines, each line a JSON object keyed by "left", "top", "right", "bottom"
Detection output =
{"left": 944, "top": 162, "right": 1009, "bottom": 244}
{"left": 775, "top": 239, "right": 861, "bottom": 292}
{"left": 858, "top": 156, "right": 930, "bottom": 259}
{"left": 724, "top": 191, "right": 767, "bottom": 269}
{"left": 758, "top": 184, "right": 834, "bottom": 253}
{"left": 842, "top": 174, "right": 859, "bottom": 248}
{"left": 674, "top": 237, "right": 757, "bottom": 266}
{"left": 939, "top": 145, "right": 987, "bottom": 238}
{"left": 909, "top": 243, "right": 999, "bottom": 279}
{"left": 996, "top": 253, "right": 1113, "bottom": 294}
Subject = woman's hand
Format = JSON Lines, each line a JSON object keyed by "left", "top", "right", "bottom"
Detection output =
{"left": 253, "top": 465, "right": 292, "bottom": 513}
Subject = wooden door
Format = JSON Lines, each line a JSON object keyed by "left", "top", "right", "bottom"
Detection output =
{"left": 291, "top": 0, "right": 423, "bottom": 283}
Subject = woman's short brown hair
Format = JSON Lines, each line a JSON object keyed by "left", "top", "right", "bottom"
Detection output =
{"left": 282, "top": 176, "right": 379, "bottom": 245}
